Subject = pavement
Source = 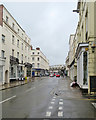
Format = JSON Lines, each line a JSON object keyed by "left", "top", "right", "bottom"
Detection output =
{"left": 1, "top": 76, "right": 96, "bottom": 119}
{"left": 0, "top": 77, "right": 46, "bottom": 91}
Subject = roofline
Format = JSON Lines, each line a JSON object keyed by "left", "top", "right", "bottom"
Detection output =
{"left": 0, "top": 4, "right": 25, "bottom": 33}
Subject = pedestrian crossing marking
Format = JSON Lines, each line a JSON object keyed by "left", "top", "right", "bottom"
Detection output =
{"left": 51, "top": 102, "right": 55, "bottom": 104}
{"left": 58, "top": 111, "right": 63, "bottom": 117}
{"left": 46, "top": 111, "right": 51, "bottom": 117}
{"left": 49, "top": 106, "right": 53, "bottom": 109}
{"left": 59, "top": 102, "right": 63, "bottom": 105}
{"left": 59, "top": 106, "right": 63, "bottom": 110}
{"left": 53, "top": 96, "right": 56, "bottom": 99}
{"left": 52, "top": 99, "right": 55, "bottom": 101}
{"left": 60, "top": 99, "right": 63, "bottom": 101}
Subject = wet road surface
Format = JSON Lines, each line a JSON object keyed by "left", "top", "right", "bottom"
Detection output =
{"left": 1, "top": 77, "right": 96, "bottom": 118}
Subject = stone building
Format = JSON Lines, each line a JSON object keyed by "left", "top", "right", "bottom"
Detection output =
{"left": 0, "top": 5, "right": 32, "bottom": 84}
{"left": 75, "top": 1, "right": 96, "bottom": 93}
{"left": 31, "top": 48, "right": 49, "bottom": 77}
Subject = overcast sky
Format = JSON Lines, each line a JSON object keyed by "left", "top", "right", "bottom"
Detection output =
{"left": 1, "top": 2, "right": 78, "bottom": 66}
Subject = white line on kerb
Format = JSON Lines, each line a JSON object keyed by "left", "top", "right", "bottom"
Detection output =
{"left": 46, "top": 111, "right": 51, "bottom": 117}
{"left": 0, "top": 95, "right": 16, "bottom": 104}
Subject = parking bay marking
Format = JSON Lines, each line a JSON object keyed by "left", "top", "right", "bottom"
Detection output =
{"left": 0, "top": 95, "right": 16, "bottom": 104}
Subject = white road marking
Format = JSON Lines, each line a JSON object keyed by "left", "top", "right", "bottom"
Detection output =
{"left": 60, "top": 99, "right": 63, "bottom": 101}
{"left": 51, "top": 102, "right": 55, "bottom": 104}
{"left": 59, "top": 106, "right": 63, "bottom": 110}
{"left": 26, "top": 87, "right": 35, "bottom": 92}
{"left": 52, "top": 99, "right": 55, "bottom": 101}
{"left": 53, "top": 97, "right": 56, "bottom": 99}
{"left": 59, "top": 102, "right": 63, "bottom": 105}
{"left": 48, "top": 106, "right": 53, "bottom": 109}
{"left": 58, "top": 111, "right": 63, "bottom": 117}
{"left": 46, "top": 111, "right": 51, "bottom": 117}
{"left": 0, "top": 95, "right": 16, "bottom": 104}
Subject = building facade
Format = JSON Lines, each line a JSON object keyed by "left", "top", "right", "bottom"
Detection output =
{"left": 49, "top": 64, "right": 65, "bottom": 75}
{"left": 66, "top": 1, "right": 96, "bottom": 93}
{"left": 31, "top": 48, "right": 49, "bottom": 77}
{"left": 68, "top": 34, "right": 77, "bottom": 81}
{"left": 75, "top": 1, "right": 96, "bottom": 93}
{"left": 0, "top": 5, "right": 32, "bottom": 84}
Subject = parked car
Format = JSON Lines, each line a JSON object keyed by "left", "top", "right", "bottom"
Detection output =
{"left": 56, "top": 74, "right": 60, "bottom": 77}
{"left": 50, "top": 74, "right": 54, "bottom": 77}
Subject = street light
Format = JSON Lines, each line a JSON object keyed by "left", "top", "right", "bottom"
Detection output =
{"left": 73, "top": 9, "right": 80, "bottom": 13}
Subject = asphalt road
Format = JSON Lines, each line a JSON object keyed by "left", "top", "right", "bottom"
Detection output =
{"left": 1, "top": 77, "right": 96, "bottom": 118}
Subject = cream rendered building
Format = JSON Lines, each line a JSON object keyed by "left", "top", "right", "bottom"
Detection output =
{"left": 68, "top": 34, "right": 77, "bottom": 81}
{"left": 0, "top": 5, "right": 32, "bottom": 84}
{"left": 31, "top": 48, "right": 49, "bottom": 76}
{"left": 75, "top": 1, "right": 96, "bottom": 93}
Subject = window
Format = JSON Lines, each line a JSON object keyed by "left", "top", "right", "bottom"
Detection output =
{"left": 2, "top": 34, "right": 5, "bottom": 43}
{"left": 18, "top": 29, "right": 19, "bottom": 33}
{"left": 32, "top": 63, "right": 35, "bottom": 68}
{"left": 17, "top": 40, "right": 19, "bottom": 47}
{"left": 28, "top": 57, "right": 29, "bottom": 62}
{"left": 12, "top": 49, "right": 14, "bottom": 57}
{"left": 12, "top": 35, "right": 15, "bottom": 44}
{"left": 32, "top": 57, "right": 34, "bottom": 61}
{"left": 25, "top": 46, "right": 26, "bottom": 50}
{"left": 83, "top": 51, "right": 88, "bottom": 85}
{"left": 21, "top": 54, "right": 23, "bottom": 63}
{"left": 37, "top": 63, "right": 40, "bottom": 68}
{"left": 17, "top": 52, "right": 19, "bottom": 59}
{"left": 12, "top": 23, "right": 14, "bottom": 29}
{"left": 25, "top": 56, "right": 27, "bottom": 61}
{"left": 6, "top": 16, "right": 8, "bottom": 23}
{"left": 1, "top": 50, "right": 5, "bottom": 58}
{"left": 33, "top": 52, "right": 35, "bottom": 55}
{"left": 37, "top": 57, "right": 40, "bottom": 61}
{"left": 38, "top": 52, "right": 39, "bottom": 54}
{"left": 22, "top": 43, "right": 23, "bottom": 50}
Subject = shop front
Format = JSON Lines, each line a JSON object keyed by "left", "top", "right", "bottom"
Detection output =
{"left": 0, "top": 57, "right": 5, "bottom": 85}
{"left": 9, "top": 56, "right": 19, "bottom": 82}
{"left": 24, "top": 62, "right": 32, "bottom": 77}
{"left": 76, "top": 43, "right": 89, "bottom": 89}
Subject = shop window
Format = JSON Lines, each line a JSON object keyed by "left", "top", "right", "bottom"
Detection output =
{"left": 83, "top": 51, "right": 88, "bottom": 85}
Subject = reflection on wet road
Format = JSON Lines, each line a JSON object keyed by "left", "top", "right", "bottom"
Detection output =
{"left": 2, "top": 77, "right": 96, "bottom": 118}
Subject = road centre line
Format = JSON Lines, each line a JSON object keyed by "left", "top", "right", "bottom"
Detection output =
{"left": 0, "top": 95, "right": 16, "bottom": 104}
{"left": 25, "top": 87, "right": 35, "bottom": 92}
